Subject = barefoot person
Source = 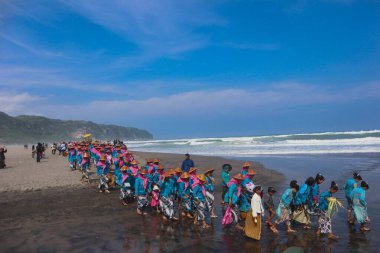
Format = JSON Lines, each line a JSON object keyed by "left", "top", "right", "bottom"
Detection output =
{"left": 224, "top": 173, "right": 245, "bottom": 230}
{"left": 271, "top": 180, "right": 299, "bottom": 233}
{"left": 245, "top": 185, "right": 265, "bottom": 240}
{"left": 178, "top": 172, "right": 193, "bottom": 219}
{"left": 264, "top": 187, "right": 277, "bottom": 226}
{"left": 221, "top": 164, "right": 232, "bottom": 204}
{"left": 193, "top": 174, "right": 210, "bottom": 229}
{"left": 351, "top": 181, "right": 370, "bottom": 231}
{"left": 118, "top": 166, "right": 132, "bottom": 206}
{"left": 97, "top": 155, "right": 110, "bottom": 193}
{"left": 204, "top": 169, "right": 217, "bottom": 218}
{"left": 345, "top": 172, "right": 362, "bottom": 224}
{"left": 293, "top": 177, "right": 314, "bottom": 229}
{"left": 159, "top": 172, "right": 177, "bottom": 221}
{"left": 135, "top": 168, "right": 151, "bottom": 215}
{"left": 316, "top": 181, "right": 339, "bottom": 240}
{"left": 80, "top": 152, "right": 91, "bottom": 183}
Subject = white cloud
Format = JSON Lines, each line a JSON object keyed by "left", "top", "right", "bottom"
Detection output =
{"left": 0, "top": 92, "right": 42, "bottom": 115}
{"left": 17, "top": 81, "right": 380, "bottom": 122}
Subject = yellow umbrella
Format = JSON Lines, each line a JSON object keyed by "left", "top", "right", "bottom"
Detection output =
{"left": 84, "top": 133, "right": 92, "bottom": 138}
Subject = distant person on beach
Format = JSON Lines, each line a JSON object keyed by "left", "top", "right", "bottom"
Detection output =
{"left": 36, "top": 143, "right": 44, "bottom": 162}
{"left": 181, "top": 153, "right": 194, "bottom": 173}
{"left": 31, "top": 145, "right": 35, "bottom": 158}
{"left": 0, "top": 146, "right": 7, "bottom": 168}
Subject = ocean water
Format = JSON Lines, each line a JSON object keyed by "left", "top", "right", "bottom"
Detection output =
{"left": 127, "top": 130, "right": 380, "bottom": 156}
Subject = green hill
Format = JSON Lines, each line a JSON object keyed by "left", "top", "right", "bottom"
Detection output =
{"left": 0, "top": 112, "right": 153, "bottom": 144}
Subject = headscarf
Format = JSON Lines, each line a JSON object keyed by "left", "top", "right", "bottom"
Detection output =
{"left": 192, "top": 181, "right": 206, "bottom": 196}
{"left": 227, "top": 178, "right": 241, "bottom": 197}
{"left": 139, "top": 174, "right": 148, "bottom": 189}
{"left": 177, "top": 177, "right": 189, "bottom": 189}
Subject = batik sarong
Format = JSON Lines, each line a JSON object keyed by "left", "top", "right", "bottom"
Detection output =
{"left": 98, "top": 174, "right": 109, "bottom": 190}
{"left": 195, "top": 201, "right": 207, "bottom": 221}
{"left": 318, "top": 211, "right": 332, "bottom": 234}
{"left": 275, "top": 202, "right": 291, "bottom": 226}
{"left": 137, "top": 195, "right": 148, "bottom": 211}
{"left": 160, "top": 196, "right": 174, "bottom": 219}
{"left": 181, "top": 197, "right": 192, "bottom": 213}
{"left": 205, "top": 191, "right": 214, "bottom": 212}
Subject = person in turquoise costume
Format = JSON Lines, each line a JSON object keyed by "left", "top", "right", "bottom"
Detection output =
{"left": 118, "top": 165, "right": 132, "bottom": 206}
{"left": 96, "top": 154, "right": 110, "bottom": 193}
{"left": 238, "top": 187, "right": 251, "bottom": 219}
{"left": 177, "top": 172, "right": 193, "bottom": 219}
{"left": 270, "top": 180, "right": 299, "bottom": 234}
{"left": 344, "top": 172, "right": 362, "bottom": 223}
{"left": 221, "top": 164, "right": 232, "bottom": 204}
{"left": 294, "top": 177, "right": 315, "bottom": 229}
{"left": 114, "top": 154, "right": 125, "bottom": 179}
{"left": 159, "top": 172, "right": 178, "bottom": 221}
{"left": 224, "top": 173, "right": 245, "bottom": 229}
{"left": 351, "top": 181, "right": 370, "bottom": 232}
{"left": 67, "top": 144, "right": 77, "bottom": 170}
{"left": 80, "top": 152, "right": 91, "bottom": 183}
{"left": 204, "top": 169, "right": 217, "bottom": 218}
{"left": 135, "top": 168, "right": 151, "bottom": 215}
{"left": 192, "top": 174, "right": 210, "bottom": 229}
{"left": 316, "top": 181, "right": 339, "bottom": 240}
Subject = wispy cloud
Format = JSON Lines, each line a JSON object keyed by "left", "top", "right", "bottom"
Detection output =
{"left": 225, "top": 42, "right": 280, "bottom": 51}
{"left": 1, "top": 34, "right": 64, "bottom": 57}
{"left": 61, "top": 0, "right": 225, "bottom": 66}
{"left": 283, "top": 0, "right": 357, "bottom": 13}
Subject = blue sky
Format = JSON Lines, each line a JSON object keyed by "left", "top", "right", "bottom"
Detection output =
{"left": 0, "top": 0, "right": 379, "bottom": 138}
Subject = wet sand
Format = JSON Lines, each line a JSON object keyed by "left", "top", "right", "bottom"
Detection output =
{"left": 0, "top": 148, "right": 376, "bottom": 252}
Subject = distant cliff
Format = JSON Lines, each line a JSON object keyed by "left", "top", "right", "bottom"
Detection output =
{"left": 0, "top": 112, "right": 153, "bottom": 144}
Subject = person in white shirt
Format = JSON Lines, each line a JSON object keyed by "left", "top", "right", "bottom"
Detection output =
{"left": 245, "top": 185, "right": 264, "bottom": 240}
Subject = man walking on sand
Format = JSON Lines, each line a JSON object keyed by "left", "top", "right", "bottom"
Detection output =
{"left": 181, "top": 153, "right": 194, "bottom": 173}
{"left": 0, "top": 146, "right": 7, "bottom": 168}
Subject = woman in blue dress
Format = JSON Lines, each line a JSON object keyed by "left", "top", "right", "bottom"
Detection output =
{"left": 351, "top": 181, "right": 370, "bottom": 231}
{"left": 344, "top": 172, "right": 362, "bottom": 223}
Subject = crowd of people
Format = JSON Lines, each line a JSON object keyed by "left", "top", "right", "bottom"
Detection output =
{"left": 61, "top": 140, "right": 371, "bottom": 240}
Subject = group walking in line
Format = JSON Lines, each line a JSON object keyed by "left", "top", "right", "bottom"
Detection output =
{"left": 62, "top": 140, "right": 371, "bottom": 240}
